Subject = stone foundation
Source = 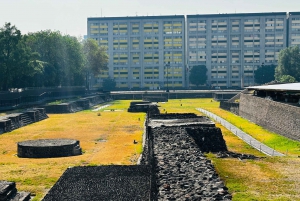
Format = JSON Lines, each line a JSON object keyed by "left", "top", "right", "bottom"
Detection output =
{"left": 0, "top": 181, "right": 31, "bottom": 201}
{"left": 42, "top": 166, "right": 151, "bottom": 201}
{"left": 18, "top": 139, "right": 82, "bottom": 158}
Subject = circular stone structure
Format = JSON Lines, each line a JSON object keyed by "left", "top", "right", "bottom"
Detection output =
{"left": 17, "top": 139, "right": 82, "bottom": 158}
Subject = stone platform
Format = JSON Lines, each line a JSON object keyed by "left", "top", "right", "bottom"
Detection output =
{"left": 17, "top": 139, "right": 82, "bottom": 158}
{"left": 42, "top": 166, "right": 151, "bottom": 201}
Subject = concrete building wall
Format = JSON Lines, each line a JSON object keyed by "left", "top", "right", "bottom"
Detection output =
{"left": 186, "top": 12, "right": 287, "bottom": 88}
{"left": 87, "top": 15, "right": 186, "bottom": 90}
{"left": 239, "top": 93, "right": 300, "bottom": 141}
{"left": 87, "top": 12, "right": 300, "bottom": 90}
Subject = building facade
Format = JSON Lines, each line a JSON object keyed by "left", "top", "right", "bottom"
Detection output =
{"left": 187, "top": 12, "right": 287, "bottom": 88}
{"left": 87, "top": 15, "right": 186, "bottom": 90}
{"left": 87, "top": 12, "right": 300, "bottom": 90}
{"left": 288, "top": 12, "right": 300, "bottom": 47}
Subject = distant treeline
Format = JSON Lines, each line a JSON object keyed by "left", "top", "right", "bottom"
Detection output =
{"left": 0, "top": 23, "right": 108, "bottom": 91}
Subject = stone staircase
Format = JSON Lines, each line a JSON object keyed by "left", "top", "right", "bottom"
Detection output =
{"left": 0, "top": 181, "right": 31, "bottom": 201}
{"left": 20, "top": 113, "right": 34, "bottom": 127}
{"left": 227, "top": 89, "right": 248, "bottom": 103}
{"left": 35, "top": 109, "right": 49, "bottom": 121}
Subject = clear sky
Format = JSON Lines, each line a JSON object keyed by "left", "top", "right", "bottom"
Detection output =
{"left": 0, "top": 0, "right": 299, "bottom": 37}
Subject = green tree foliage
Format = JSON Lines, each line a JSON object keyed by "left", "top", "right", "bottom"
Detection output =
{"left": 254, "top": 64, "right": 276, "bottom": 84}
{"left": 189, "top": 65, "right": 207, "bottom": 87}
{"left": 0, "top": 23, "right": 42, "bottom": 90}
{"left": 83, "top": 39, "right": 108, "bottom": 90}
{"left": 279, "top": 75, "right": 296, "bottom": 83}
{"left": 275, "top": 46, "right": 300, "bottom": 82}
{"left": 0, "top": 23, "right": 109, "bottom": 90}
{"left": 25, "top": 30, "right": 85, "bottom": 87}
{"left": 102, "top": 78, "right": 116, "bottom": 91}
{"left": 83, "top": 39, "right": 108, "bottom": 75}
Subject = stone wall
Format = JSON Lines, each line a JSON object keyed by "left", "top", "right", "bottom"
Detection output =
{"left": 42, "top": 166, "right": 151, "bottom": 201}
{"left": 0, "top": 180, "right": 31, "bottom": 201}
{"left": 151, "top": 126, "right": 230, "bottom": 200}
{"left": 44, "top": 95, "right": 105, "bottom": 113}
{"left": 0, "top": 109, "right": 48, "bottom": 134}
{"left": 220, "top": 101, "right": 239, "bottom": 115}
{"left": 239, "top": 94, "right": 300, "bottom": 141}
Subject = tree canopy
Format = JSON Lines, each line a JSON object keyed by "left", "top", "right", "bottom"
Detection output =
{"left": 0, "top": 23, "right": 109, "bottom": 91}
{"left": 25, "top": 30, "right": 85, "bottom": 87}
{"left": 279, "top": 75, "right": 296, "bottom": 83}
{"left": 254, "top": 64, "right": 276, "bottom": 84}
{"left": 275, "top": 46, "right": 300, "bottom": 82}
{"left": 189, "top": 65, "right": 207, "bottom": 87}
{"left": 0, "top": 23, "right": 42, "bottom": 90}
{"left": 83, "top": 39, "right": 108, "bottom": 76}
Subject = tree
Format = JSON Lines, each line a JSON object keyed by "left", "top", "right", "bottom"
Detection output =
{"left": 83, "top": 39, "right": 108, "bottom": 90}
{"left": 189, "top": 65, "right": 207, "bottom": 87}
{"left": 254, "top": 64, "right": 276, "bottom": 84}
{"left": 279, "top": 75, "right": 296, "bottom": 83}
{"left": 275, "top": 46, "right": 300, "bottom": 82}
{"left": 102, "top": 78, "right": 116, "bottom": 91}
{"left": 0, "top": 23, "right": 42, "bottom": 90}
{"left": 25, "top": 31, "right": 85, "bottom": 87}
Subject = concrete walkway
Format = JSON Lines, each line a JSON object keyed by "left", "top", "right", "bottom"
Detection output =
{"left": 92, "top": 104, "right": 111, "bottom": 112}
{"left": 197, "top": 108, "right": 285, "bottom": 156}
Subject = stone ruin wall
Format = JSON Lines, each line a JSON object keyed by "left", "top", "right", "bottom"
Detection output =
{"left": 44, "top": 95, "right": 105, "bottom": 113}
{"left": 141, "top": 113, "right": 230, "bottom": 200}
{"left": 219, "top": 101, "right": 239, "bottom": 115}
{"left": 42, "top": 166, "right": 152, "bottom": 201}
{"left": 239, "top": 93, "right": 300, "bottom": 141}
{"left": 0, "top": 108, "right": 48, "bottom": 134}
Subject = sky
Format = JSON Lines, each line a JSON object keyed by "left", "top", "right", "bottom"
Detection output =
{"left": 0, "top": 0, "right": 300, "bottom": 37}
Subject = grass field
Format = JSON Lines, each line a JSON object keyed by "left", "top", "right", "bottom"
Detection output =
{"left": 0, "top": 100, "right": 145, "bottom": 200}
{"left": 0, "top": 98, "right": 300, "bottom": 200}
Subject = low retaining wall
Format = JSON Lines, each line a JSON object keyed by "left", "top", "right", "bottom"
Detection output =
{"left": 44, "top": 96, "right": 105, "bottom": 113}
{"left": 220, "top": 101, "right": 239, "bottom": 115}
{"left": 239, "top": 94, "right": 300, "bottom": 141}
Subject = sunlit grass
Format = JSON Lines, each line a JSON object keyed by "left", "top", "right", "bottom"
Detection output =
{"left": 0, "top": 100, "right": 145, "bottom": 200}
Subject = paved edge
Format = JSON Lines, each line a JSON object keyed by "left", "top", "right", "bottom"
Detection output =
{"left": 197, "top": 108, "right": 285, "bottom": 157}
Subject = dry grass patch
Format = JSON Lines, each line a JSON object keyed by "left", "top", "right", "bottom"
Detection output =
{"left": 0, "top": 100, "right": 145, "bottom": 200}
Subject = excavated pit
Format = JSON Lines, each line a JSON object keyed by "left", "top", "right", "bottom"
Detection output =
{"left": 17, "top": 139, "right": 82, "bottom": 158}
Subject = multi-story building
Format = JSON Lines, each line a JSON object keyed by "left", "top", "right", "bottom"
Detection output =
{"left": 87, "top": 15, "right": 186, "bottom": 90}
{"left": 288, "top": 12, "right": 300, "bottom": 47}
{"left": 187, "top": 12, "right": 288, "bottom": 88}
{"left": 88, "top": 12, "right": 300, "bottom": 90}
